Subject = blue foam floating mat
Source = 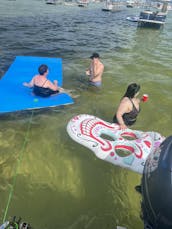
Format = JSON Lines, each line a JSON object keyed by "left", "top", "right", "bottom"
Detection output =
{"left": 0, "top": 56, "right": 74, "bottom": 114}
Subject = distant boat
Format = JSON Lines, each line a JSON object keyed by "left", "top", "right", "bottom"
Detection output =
{"left": 156, "top": 2, "right": 172, "bottom": 11}
{"left": 64, "top": 0, "right": 77, "bottom": 6}
{"left": 126, "top": 0, "right": 135, "bottom": 8}
{"left": 137, "top": 1, "right": 168, "bottom": 29}
{"left": 102, "top": 1, "right": 114, "bottom": 11}
{"left": 46, "top": 0, "right": 56, "bottom": 4}
{"left": 77, "top": 0, "right": 89, "bottom": 7}
{"left": 102, "top": 0, "right": 123, "bottom": 12}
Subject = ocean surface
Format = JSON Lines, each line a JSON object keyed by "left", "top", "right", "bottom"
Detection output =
{"left": 0, "top": 0, "right": 172, "bottom": 228}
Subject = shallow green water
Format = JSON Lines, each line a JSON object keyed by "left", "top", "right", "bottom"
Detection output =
{"left": 0, "top": 0, "right": 172, "bottom": 228}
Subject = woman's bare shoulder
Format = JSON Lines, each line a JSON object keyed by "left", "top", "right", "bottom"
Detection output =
{"left": 121, "top": 97, "right": 130, "bottom": 104}
{"left": 122, "top": 97, "right": 133, "bottom": 108}
{"left": 133, "top": 97, "right": 140, "bottom": 104}
{"left": 32, "top": 74, "right": 40, "bottom": 80}
{"left": 46, "top": 79, "right": 53, "bottom": 84}
{"left": 118, "top": 97, "right": 131, "bottom": 109}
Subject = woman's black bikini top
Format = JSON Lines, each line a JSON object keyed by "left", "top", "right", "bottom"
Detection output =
{"left": 33, "top": 79, "right": 59, "bottom": 97}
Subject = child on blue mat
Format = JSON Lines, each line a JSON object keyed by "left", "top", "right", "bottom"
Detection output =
{"left": 23, "top": 64, "right": 77, "bottom": 98}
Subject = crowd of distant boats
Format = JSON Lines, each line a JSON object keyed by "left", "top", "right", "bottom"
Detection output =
{"left": 45, "top": 0, "right": 89, "bottom": 6}
{"left": 45, "top": 0, "right": 171, "bottom": 29}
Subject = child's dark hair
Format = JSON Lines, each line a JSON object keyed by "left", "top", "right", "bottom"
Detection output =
{"left": 38, "top": 64, "right": 48, "bottom": 75}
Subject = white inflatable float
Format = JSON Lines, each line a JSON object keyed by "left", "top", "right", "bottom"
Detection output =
{"left": 67, "top": 114, "right": 165, "bottom": 174}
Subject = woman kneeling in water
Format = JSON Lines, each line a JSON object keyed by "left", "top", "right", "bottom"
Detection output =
{"left": 23, "top": 64, "right": 73, "bottom": 98}
{"left": 113, "top": 83, "right": 141, "bottom": 130}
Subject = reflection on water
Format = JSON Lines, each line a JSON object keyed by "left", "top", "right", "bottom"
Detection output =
{"left": 0, "top": 0, "right": 172, "bottom": 228}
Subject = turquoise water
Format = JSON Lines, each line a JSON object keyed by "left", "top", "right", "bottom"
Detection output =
{"left": 0, "top": 0, "right": 172, "bottom": 228}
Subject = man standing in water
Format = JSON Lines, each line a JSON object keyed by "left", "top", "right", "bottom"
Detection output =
{"left": 85, "top": 52, "right": 104, "bottom": 88}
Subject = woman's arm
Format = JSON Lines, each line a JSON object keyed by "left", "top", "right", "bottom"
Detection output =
{"left": 85, "top": 63, "right": 92, "bottom": 76}
{"left": 116, "top": 98, "right": 131, "bottom": 130}
{"left": 23, "top": 77, "right": 35, "bottom": 88}
{"left": 46, "top": 80, "right": 59, "bottom": 91}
